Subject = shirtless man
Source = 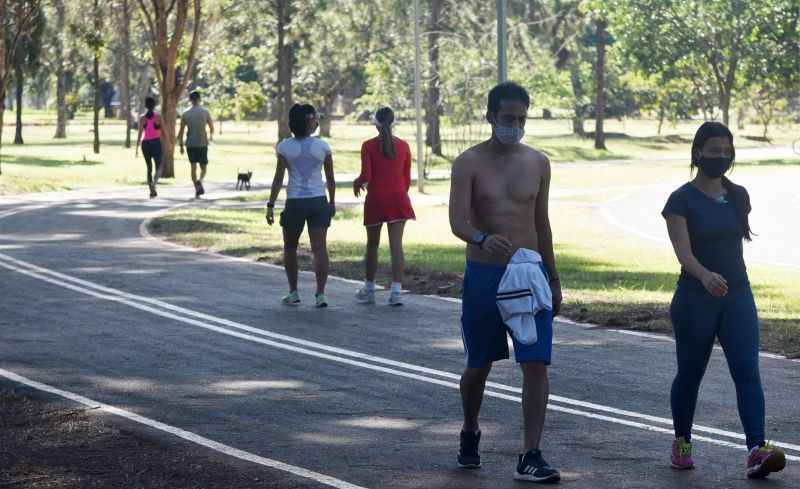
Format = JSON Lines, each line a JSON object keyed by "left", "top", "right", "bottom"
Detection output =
{"left": 449, "top": 82, "right": 562, "bottom": 483}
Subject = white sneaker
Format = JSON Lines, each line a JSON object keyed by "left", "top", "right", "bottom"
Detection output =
{"left": 355, "top": 287, "right": 375, "bottom": 304}
{"left": 387, "top": 290, "right": 403, "bottom": 307}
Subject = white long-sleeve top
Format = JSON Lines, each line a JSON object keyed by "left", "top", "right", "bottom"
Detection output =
{"left": 496, "top": 248, "right": 553, "bottom": 345}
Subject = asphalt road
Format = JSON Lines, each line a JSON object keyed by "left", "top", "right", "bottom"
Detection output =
{"left": 1, "top": 184, "right": 798, "bottom": 488}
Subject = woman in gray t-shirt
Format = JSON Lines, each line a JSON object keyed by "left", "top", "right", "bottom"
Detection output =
{"left": 266, "top": 104, "right": 336, "bottom": 308}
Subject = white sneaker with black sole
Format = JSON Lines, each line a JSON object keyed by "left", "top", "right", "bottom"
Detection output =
{"left": 514, "top": 449, "right": 560, "bottom": 483}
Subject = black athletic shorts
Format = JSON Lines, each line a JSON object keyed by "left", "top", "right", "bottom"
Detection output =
{"left": 280, "top": 196, "right": 331, "bottom": 232}
{"left": 186, "top": 146, "right": 208, "bottom": 165}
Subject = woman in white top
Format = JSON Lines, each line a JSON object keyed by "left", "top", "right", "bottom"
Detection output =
{"left": 266, "top": 104, "right": 336, "bottom": 307}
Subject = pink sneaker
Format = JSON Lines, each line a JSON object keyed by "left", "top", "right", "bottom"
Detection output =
{"left": 746, "top": 443, "right": 786, "bottom": 479}
{"left": 671, "top": 437, "right": 694, "bottom": 470}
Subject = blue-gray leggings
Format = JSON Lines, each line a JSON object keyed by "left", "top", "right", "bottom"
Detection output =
{"left": 670, "top": 281, "right": 765, "bottom": 450}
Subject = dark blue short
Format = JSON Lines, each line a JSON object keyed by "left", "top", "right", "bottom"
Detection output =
{"left": 460, "top": 261, "right": 553, "bottom": 368}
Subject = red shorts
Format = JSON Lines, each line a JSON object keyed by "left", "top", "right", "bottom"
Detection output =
{"left": 363, "top": 190, "right": 415, "bottom": 226}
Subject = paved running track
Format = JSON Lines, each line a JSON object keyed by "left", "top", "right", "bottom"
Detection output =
{"left": 1, "top": 185, "right": 798, "bottom": 488}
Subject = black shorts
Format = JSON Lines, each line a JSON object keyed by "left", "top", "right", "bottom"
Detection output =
{"left": 280, "top": 197, "right": 331, "bottom": 232}
{"left": 187, "top": 146, "right": 208, "bottom": 165}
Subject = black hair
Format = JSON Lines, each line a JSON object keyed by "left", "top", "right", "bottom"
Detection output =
{"left": 288, "top": 103, "right": 316, "bottom": 138}
{"left": 375, "top": 106, "right": 396, "bottom": 159}
{"left": 691, "top": 121, "right": 752, "bottom": 240}
{"left": 189, "top": 90, "right": 201, "bottom": 102}
{"left": 145, "top": 96, "right": 156, "bottom": 119}
{"left": 487, "top": 81, "right": 530, "bottom": 114}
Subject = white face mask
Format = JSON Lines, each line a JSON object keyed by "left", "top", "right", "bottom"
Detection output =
{"left": 494, "top": 124, "right": 524, "bottom": 145}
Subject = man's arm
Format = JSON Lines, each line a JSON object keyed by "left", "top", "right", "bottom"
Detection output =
{"left": 177, "top": 118, "right": 186, "bottom": 153}
{"left": 534, "top": 156, "right": 561, "bottom": 315}
{"left": 449, "top": 154, "right": 478, "bottom": 243}
{"left": 207, "top": 113, "right": 214, "bottom": 143}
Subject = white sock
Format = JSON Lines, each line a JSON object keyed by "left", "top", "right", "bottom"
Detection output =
{"left": 364, "top": 281, "right": 375, "bottom": 291}
{"left": 391, "top": 282, "right": 402, "bottom": 294}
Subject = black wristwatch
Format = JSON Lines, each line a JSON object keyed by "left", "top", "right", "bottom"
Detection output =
{"left": 266, "top": 202, "right": 275, "bottom": 209}
{"left": 472, "top": 231, "right": 488, "bottom": 248}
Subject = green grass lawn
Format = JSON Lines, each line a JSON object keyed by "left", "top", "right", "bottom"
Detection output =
{"left": 150, "top": 162, "right": 800, "bottom": 356}
{"left": 2, "top": 111, "right": 798, "bottom": 195}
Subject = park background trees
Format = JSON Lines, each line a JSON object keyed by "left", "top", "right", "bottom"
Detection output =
{"left": 2, "top": 0, "right": 799, "bottom": 177}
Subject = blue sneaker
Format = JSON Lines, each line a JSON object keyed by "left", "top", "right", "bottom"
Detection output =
{"left": 457, "top": 430, "right": 481, "bottom": 469}
{"left": 514, "top": 448, "right": 560, "bottom": 483}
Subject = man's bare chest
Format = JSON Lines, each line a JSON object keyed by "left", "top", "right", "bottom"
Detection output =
{"left": 473, "top": 168, "right": 540, "bottom": 205}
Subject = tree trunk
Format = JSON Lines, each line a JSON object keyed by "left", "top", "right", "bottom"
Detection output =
{"left": 159, "top": 97, "right": 176, "bottom": 178}
{"left": 761, "top": 103, "right": 772, "bottom": 140}
{"left": 425, "top": 0, "right": 443, "bottom": 156}
{"left": 93, "top": 51, "right": 100, "bottom": 153}
{"left": 593, "top": 19, "right": 607, "bottom": 150}
{"left": 119, "top": 0, "right": 132, "bottom": 147}
{"left": 134, "top": 64, "right": 150, "bottom": 116}
{"left": 275, "top": 0, "right": 294, "bottom": 142}
{"left": 91, "top": 0, "right": 100, "bottom": 153}
{"left": 160, "top": 94, "right": 177, "bottom": 175}
{"left": 569, "top": 61, "right": 585, "bottom": 136}
{"left": 319, "top": 94, "right": 335, "bottom": 138}
{"left": 0, "top": 101, "right": 3, "bottom": 174}
{"left": 14, "top": 69, "right": 23, "bottom": 145}
{"left": 319, "top": 116, "right": 331, "bottom": 138}
{"left": 54, "top": 0, "right": 67, "bottom": 138}
{"left": 720, "top": 90, "right": 731, "bottom": 127}
{"left": 657, "top": 104, "right": 665, "bottom": 136}
{"left": 736, "top": 105, "right": 745, "bottom": 130}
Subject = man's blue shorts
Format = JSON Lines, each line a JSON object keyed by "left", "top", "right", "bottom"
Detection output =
{"left": 460, "top": 261, "right": 553, "bottom": 368}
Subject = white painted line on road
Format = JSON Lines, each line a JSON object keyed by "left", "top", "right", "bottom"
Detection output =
{"left": 599, "top": 205, "right": 667, "bottom": 244}
{"left": 0, "top": 204, "right": 52, "bottom": 220}
{"left": 0, "top": 368, "right": 368, "bottom": 489}
{"left": 603, "top": 193, "right": 633, "bottom": 205}
{"left": 2, "top": 253, "right": 799, "bottom": 460}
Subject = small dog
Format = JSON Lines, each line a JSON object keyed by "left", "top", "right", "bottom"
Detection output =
{"left": 236, "top": 170, "right": 253, "bottom": 190}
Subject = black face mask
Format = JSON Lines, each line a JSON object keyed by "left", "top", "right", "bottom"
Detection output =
{"left": 698, "top": 156, "right": 732, "bottom": 178}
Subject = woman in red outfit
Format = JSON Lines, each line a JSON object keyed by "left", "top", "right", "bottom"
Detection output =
{"left": 353, "top": 107, "right": 415, "bottom": 306}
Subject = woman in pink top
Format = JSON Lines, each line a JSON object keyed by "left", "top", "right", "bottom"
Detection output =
{"left": 353, "top": 106, "right": 415, "bottom": 306}
{"left": 135, "top": 96, "right": 163, "bottom": 198}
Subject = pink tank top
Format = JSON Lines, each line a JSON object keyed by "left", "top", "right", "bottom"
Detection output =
{"left": 143, "top": 113, "right": 161, "bottom": 141}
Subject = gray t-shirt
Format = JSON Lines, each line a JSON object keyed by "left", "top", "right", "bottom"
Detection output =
{"left": 277, "top": 137, "right": 332, "bottom": 199}
{"left": 181, "top": 105, "right": 211, "bottom": 148}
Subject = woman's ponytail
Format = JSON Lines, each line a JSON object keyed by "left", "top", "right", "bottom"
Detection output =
{"left": 375, "top": 107, "right": 397, "bottom": 160}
